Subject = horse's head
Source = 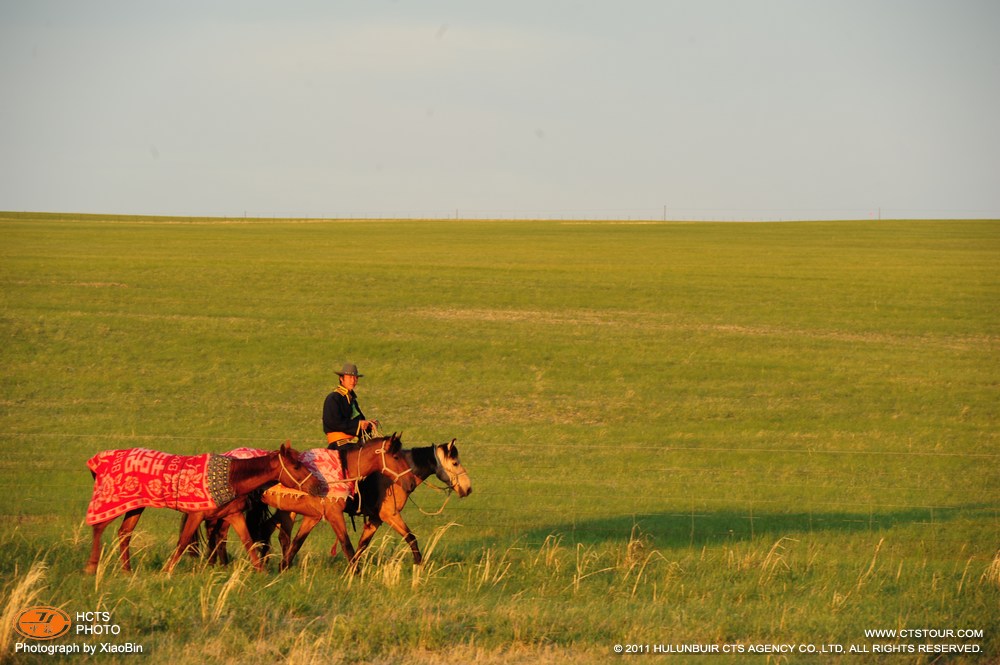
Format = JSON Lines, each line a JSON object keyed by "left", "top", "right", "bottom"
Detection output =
{"left": 277, "top": 442, "right": 325, "bottom": 497}
{"left": 374, "top": 433, "right": 417, "bottom": 493}
{"left": 434, "top": 439, "right": 472, "bottom": 497}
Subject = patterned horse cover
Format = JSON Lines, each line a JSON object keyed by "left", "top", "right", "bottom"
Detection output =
{"left": 86, "top": 448, "right": 235, "bottom": 525}
{"left": 228, "top": 447, "right": 355, "bottom": 504}
{"left": 222, "top": 447, "right": 353, "bottom": 499}
{"left": 300, "top": 448, "right": 354, "bottom": 499}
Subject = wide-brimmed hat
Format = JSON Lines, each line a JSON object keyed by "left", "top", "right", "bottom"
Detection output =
{"left": 336, "top": 362, "right": 363, "bottom": 377}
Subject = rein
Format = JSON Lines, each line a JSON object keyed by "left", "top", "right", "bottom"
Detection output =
{"left": 411, "top": 485, "right": 453, "bottom": 516}
{"left": 341, "top": 440, "right": 414, "bottom": 483}
{"left": 377, "top": 442, "right": 414, "bottom": 484}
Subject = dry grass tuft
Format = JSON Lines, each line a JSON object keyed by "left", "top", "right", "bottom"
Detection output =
{"left": 981, "top": 551, "right": 1000, "bottom": 588}
{"left": 0, "top": 561, "right": 48, "bottom": 655}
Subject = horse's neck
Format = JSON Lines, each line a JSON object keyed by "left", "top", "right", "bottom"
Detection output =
{"left": 407, "top": 448, "right": 437, "bottom": 484}
{"left": 229, "top": 454, "right": 278, "bottom": 494}
{"left": 345, "top": 445, "right": 381, "bottom": 478}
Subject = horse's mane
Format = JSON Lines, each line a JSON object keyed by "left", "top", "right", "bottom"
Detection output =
{"left": 409, "top": 446, "right": 437, "bottom": 473}
{"left": 228, "top": 450, "right": 277, "bottom": 482}
{"left": 338, "top": 434, "right": 398, "bottom": 454}
{"left": 365, "top": 433, "right": 402, "bottom": 447}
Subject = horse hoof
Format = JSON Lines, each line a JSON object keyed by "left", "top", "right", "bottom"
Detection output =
{"left": 83, "top": 564, "right": 97, "bottom": 575}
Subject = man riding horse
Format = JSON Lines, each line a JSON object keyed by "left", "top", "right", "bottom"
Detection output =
{"left": 323, "top": 363, "right": 379, "bottom": 448}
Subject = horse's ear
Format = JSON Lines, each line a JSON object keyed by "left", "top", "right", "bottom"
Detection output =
{"left": 389, "top": 433, "right": 402, "bottom": 454}
{"left": 280, "top": 440, "right": 291, "bottom": 456}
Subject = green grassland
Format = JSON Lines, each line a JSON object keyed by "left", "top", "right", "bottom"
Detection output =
{"left": 1, "top": 212, "right": 997, "bottom": 663}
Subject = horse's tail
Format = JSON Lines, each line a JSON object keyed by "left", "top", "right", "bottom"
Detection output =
{"left": 244, "top": 488, "right": 275, "bottom": 556}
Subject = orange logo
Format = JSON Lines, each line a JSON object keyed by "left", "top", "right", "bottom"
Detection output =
{"left": 14, "top": 606, "right": 72, "bottom": 640}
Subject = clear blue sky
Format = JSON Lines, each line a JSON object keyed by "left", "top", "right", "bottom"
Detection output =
{"left": 2, "top": 1, "right": 998, "bottom": 220}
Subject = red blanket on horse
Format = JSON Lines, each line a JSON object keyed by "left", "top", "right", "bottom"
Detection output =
{"left": 86, "top": 448, "right": 234, "bottom": 525}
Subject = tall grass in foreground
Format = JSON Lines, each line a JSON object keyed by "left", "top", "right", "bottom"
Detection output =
{"left": 0, "top": 562, "right": 48, "bottom": 655}
{"left": 0, "top": 523, "right": 997, "bottom": 663}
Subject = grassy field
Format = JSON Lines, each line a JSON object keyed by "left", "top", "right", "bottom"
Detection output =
{"left": 1, "top": 212, "right": 997, "bottom": 663}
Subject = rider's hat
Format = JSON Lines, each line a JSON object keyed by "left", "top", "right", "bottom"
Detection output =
{"left": 336, "top": 362, "right": 363, "bottom": 377}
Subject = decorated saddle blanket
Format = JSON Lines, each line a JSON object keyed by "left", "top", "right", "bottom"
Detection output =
{"left": 257, "top": 448, "right": 354, "bottom": 503}
{"left": 301, "top": 448, "right": 354, "bottom": 499}
{"left": 86, "top": 448, "right": 235, "bottom": 525}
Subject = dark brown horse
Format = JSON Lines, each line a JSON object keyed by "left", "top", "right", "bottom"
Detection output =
{"left": 344, "top": 439, "right": 472, "bottom": 565}
{"left": 263, "top": 439, "right": 471, "bottom": 568}
{"left": 84, "top": 443, "right": 322, "bottom": 574}
{"left": 205, "top": 434, "right": 416, "bottom": 571}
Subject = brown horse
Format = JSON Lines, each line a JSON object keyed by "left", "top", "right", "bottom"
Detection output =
{"left": 84, "top": 443, "right": 322, "bottom": 574}
{"left": 264, "top": 439, "right": 471, "bottom": 568}
{"left": 345, "top": 439, "right": 472, "bottom": 565}
{"left": 206, "top": 434, "right": 416, "bottom": 571}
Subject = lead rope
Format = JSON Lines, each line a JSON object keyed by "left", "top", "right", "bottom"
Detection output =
{"left": 355, "top": 423, "right": 384, "bottom": 519}
{"left": 360, "top": 421, "right": 384, "bottom": 442}
{"left": 411, "top": 485, "right": 454, "bottom": 516}
{"left": 409, "top": 448, "right": 461, "bottom": 516}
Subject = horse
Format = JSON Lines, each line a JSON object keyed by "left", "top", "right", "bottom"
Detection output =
{"left": 263, "top": 439, "right": 471, "bottom": 568}
{"left": 205, "top": 433, "right": 416, "bottom": 571}
{"left": 83, "top": 442, "right": 322, "bottom": 574}
{"left": 342, "top": 439, "right": 472, "bottom": 565}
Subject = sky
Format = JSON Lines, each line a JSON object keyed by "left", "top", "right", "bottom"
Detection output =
{"left": 2, "top": 0, "right": 999, "bottom": 220}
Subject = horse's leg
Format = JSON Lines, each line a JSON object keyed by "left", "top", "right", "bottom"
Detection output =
{"left": 85, "top": 520, "right": 113, "bottom": 574}
{"left": 207, "top": 520, "right": 230, "bottom": 565}
{"left": 352, "top": 518, "right": 382, "bottom": 564}
{"left": 323, "top": 510, "right": 358, "bottom": 571}
{"left": 221, "top": 512, "right": 264, "bottom": 572}
{"left": 181, "top": 514, "right": 201, "bottom": 559}
{"left": 281, "top": 516, "right": 321, "bottom": 571}
{"left": 116, "top": 508, "right": 145, "bottom": 572}
{"left": 275, "top": 511, "right": 294, "bottom": 562}
{"left": 167, "top": 512, "right": 205, "bottom": 573}
{"left": 257, "top": 513, "right": 277, "bottom": 559}
{"left": 371, "top": 489, "right": 420, "bottom": 564}
{"left": 381, "top": 511, "right": 422, "bottom": 565}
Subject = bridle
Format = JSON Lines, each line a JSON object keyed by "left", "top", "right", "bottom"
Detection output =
{"left": 357, "top": 428, "right": 414, "bottom": 484}
{"left": 346, "top": 439, "right": 415, "bottom": 516}
{"left": 374, "top": 441, "right": 414, "bottom": 484}
{"left": 278, "top": 452, "right": 315, "bottom": 491}
{"left": 433, "top": 444, "right": 469, "bottom": 492}
{"left": 407, "top": 444, "right": 469, "bottom": 516}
